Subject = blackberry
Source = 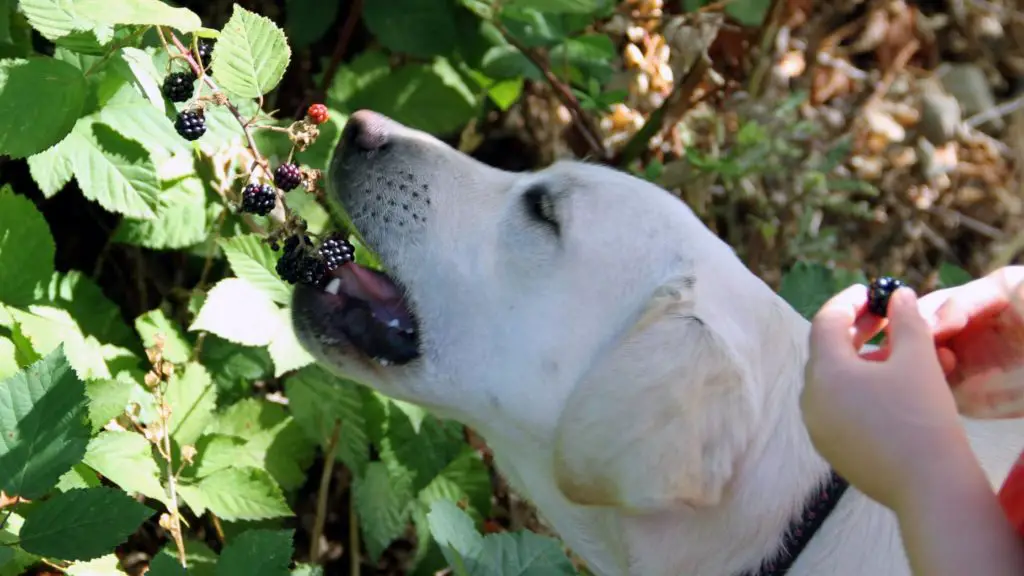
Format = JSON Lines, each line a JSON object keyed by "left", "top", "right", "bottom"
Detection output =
{"left": 162, "top": 71, "right": 196, "bottom": 103}
{"left": 273, "top": 163, "right": 303, "bottom": 191}
{"left": 240, "top": 183, "right": 276, "bottom": 216}
{"left": 867, "top": 276, "right": 905, "bottom": 317}
{"left": 306, "top": 103, "right": 329, "bottom": 125}
{"left": 318, "top": 235, "right": 355, "bottom": 271}
{"left": 174, "top": 110, "right": 206, "bottom": 141}
{"left": 196, "top": 38, "right": 215, "bottom": 69}
{"left": 275, "top": 235, "right": 325, "bottom": 285}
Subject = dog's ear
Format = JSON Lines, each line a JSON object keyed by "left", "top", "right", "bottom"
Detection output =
{"left": 553, "top": 277, "right": 761, "bottom": 512}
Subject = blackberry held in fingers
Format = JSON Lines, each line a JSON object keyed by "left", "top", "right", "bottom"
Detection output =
{"left": 867, "top": 276, "right": 905, "bottom": 317}
{"left": 174, "top": 110, "right": 206, "bottom": 141}
{"left": 162, "top": 71, "right": 196, "bottom": 103}
{"left": 273, "top": 163, "right": 303, "bottom": 191}
{"left": 318, "top": 235, "right": 355, "bottom": 271}
{"left": 240, "top": 183, "right": 276, "bottom": 216}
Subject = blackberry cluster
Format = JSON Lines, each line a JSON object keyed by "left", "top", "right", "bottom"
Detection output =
{"left": 318, "top": 235, "right": 356, "bottom": 271}
{"left": 240, "top": 183, "right": 276, "bottom": 216}
{"left": 162, "top": 71, "right": 196, "bottom": 103}
{"left": 307, "top": 103, "right": 329, "bottom": 125}
{"left": 174, "top": 110, "right": 206, "bottom": 141}
{"left": 867, "top": 276, "right": 905, "bottom": 318}
{"left": 196, "top": 38, "right": 215, "bottom": 69}
{"left": 276, "top": 235, "right": 326, "bottom": 286}
{"left": 273, "top": 163, "right": 303, "bottom": 191}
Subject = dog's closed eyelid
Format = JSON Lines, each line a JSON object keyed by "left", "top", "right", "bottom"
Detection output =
{"left": 522, "top": 184, "right": 560, "bottom": 232}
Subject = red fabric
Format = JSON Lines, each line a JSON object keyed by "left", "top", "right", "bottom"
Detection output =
{"left": 998, "top": 451, "right": 1024, "bottom": 537}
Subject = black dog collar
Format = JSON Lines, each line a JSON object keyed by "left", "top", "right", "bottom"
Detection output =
{"left": 737, "top": 470, "right": 850, "bottom": 576}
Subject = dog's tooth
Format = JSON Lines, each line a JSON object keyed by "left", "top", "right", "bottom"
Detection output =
{"left": 387, "top": 319, "right": 399, "bottom": 328}
{"left": 324, "top": 277, "right": 342, "bottom": 295}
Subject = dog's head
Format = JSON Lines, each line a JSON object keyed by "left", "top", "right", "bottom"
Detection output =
{"left": 292, "top": 111, "right": 806, "bottom": 511}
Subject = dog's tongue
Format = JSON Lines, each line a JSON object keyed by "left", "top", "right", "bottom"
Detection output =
{"left": 335, "top": 262, "right": 402, "bottom": 303}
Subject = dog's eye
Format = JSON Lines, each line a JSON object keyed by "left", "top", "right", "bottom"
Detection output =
{"left": 522, "top": 185, "right": 559, "bottom": 232}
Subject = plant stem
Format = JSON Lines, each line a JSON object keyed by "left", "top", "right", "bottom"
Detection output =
{"left": 310, "top": 419, "right": 343, "bottom": 563}
{"left": 157, "top": 378, "right": 187, "bottom": 566}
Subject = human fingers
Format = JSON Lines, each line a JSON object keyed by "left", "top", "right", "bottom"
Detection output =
{"left": 809, "top": 284, "right": 872, "bottom": 365}
{"left": 887, "top": 287, "right": 941, "bottom": 362}
{"left": 859, "top": 343, "right": 956, "bottom": 373}
{"left": 927, "top": 267, "right": 1024, "bottom": 340}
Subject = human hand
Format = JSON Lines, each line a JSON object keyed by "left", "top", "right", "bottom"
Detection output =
{"left": 800, "top": 284, "right": 977, "bottom": 512}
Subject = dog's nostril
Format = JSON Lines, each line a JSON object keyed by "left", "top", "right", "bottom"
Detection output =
{"left": 342, "top": 109, "right": 390, "bottom": 152}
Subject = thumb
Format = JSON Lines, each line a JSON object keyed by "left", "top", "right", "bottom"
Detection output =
{"left": 887, "top": 287, "right": 935, "bottom": 359}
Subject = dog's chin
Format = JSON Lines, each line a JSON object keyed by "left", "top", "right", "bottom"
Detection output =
{"left": 292, "top": 260, "right": 422, "bottom": 368}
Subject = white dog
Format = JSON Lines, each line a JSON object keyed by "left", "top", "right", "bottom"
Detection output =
{"left": 291, "top": 110, "right": 1024, "bottom": 576}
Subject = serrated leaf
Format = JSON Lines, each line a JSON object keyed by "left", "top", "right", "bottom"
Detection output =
{"left": 349, "top": 59, "right": 476, "bottom": 135}
{"left": 778, "top": 261, "right": 836, "bottom": 320}
{"left": 96, "top": 99, "right": 190, "bottom": 165}
{"left": 0, "top": 57, "right": 85, "bottom": 158}
{"left": 134, "top": 308, "right": 192, "bottom": 364}
{"left": 39, "top": 270, "right": 137, "bottom": 350}
{"left": 16, "top": 0, "right": 108, "bottom": 42}
{"left": 362, "top": 0, "right": 458, "bottom": 58}
{"left": 218, "top": 234, "right": 291, "bottom": 304}
{"left": 215, "top": 529, "right": 293, "bottom": 576}
{"left": 197, "top": 334, "right": 272, "bottom": 401}
{"left": 27, "top": 143, "right": 74, "bottom": 198}
{"left": 165, "top": 362, "right": 216, "bottom": 446}
{"left": 114, "top": 175, "right": 208, "bottom": 250}
{"left": 56, "top": 463, "right": 101, "bottom": 492}
{"left": 0, "top": 346, "right": 89, "bottom": 499}
{"left": 119, "top": 47, "right": 165, "bottom": 111}
{"left": 0, "top": 185, "right": 55, "bottom": 306}
{"left": 426, "top": 499, "right": 484, "bottom": 571}
{"left": 176, "top": 467, "right": 291, "bottom": 521}
{"left": 84, "top": 376, "right": 135, "bottom": 432}
{"left": 189, "top": 278, "right": 282, "bottom": 347}
{"left": 83, "top": 431, "right": 166, "bottom": 504}
{"left": 285, "top": 365, "right": 369, "bottom": 476}
{"left": 150, "top": 539, "right": 218, "bottom": 576}
{"left": 18, "top": 486, "right": 153, "bottom": 562}
{"left": 419, "top": 450, "right": 492, "bottom": 520}
{"left": 284, "top": 0, "right": 339, "bottom": 48}
{"left": 473, "top": 531, "right": 577, "bottom": 575}
{"left": 6, "top": 305, "right": 112, "bottom": 380}
{"left": 63, "top": 119, "right": 161, "bottom": 219}
{"left": 267, "top": 307, "right": 314, "bottom": 376}
{"left": 65, "top": 553, "right": 127, "bottom": 575}
{"left": 211, "top": 4, "right": 291, "bottom": 99}
{"left": 290, "top": 565, "right": 324, "bottom": 576}
{"left": 0, "top": 337, "right": 18, "bottom": 380}
{"left": 504, "top": 0, "right": 607, "bottom": 13}
{"left": 75, "top": 0, "right": 201, "bottom": 33}
{"left": 354, "top": 461, "right": 414, "bottom": 562}
{"left": 146, "top": 553, "right": 187, "bottom": 576}
{"left": 381, "top": 411, "right": 466, "bottom": 494}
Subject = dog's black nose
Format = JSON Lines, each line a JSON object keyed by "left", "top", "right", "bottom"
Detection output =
{"left": 342, "top": 109, "right": 390, "bottom": 151}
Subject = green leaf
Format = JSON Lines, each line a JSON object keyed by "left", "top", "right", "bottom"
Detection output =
{"left": 27, "top": 143, "right": 74, "bottom": 198}
{"left": 65, "top": 553, "right": 127, "bottom": 575}
{"left": 354, "top": 461, "right": 414, "bottom": 562}
{"left": 75, "top": 0, "right": 202, "bottom": 33}
{"left": 362, "top": 0, "right": 459, "bottom": 58}
{"left": 426, "top": 499, "right": 483, "bottom": 571}
{"left": 189, "top": 278, "right": 283, "bottom": 347}
{"left": 6, "top": 305, "right": 112, "bottom": 380}
{"left": 165, "top": 362, "right": 217, "bottom": 446}
{"left": 285, "top": 365, "right": 369, "bottom": 476}
{"left": 291, "top": 565, "right": 324, "bottom": 576}
{"left": 62, "top": 119, "right": 162, "bottom": 219}
{"left": 474, "top": 531, "right": 577, "bottom": 575}
{"left": 96, "top": 99, "right": 190, "bottom": 165}
{"left": 18, "top": 486, "right": 153, "bottom": 561}
{"left": 0, "top": 345, "right": 89, "bottom": 499}
{"left": 197, "top": 335, "right": 272, "bottom": 401}
{"left": 380, "top": 411, "right": 466, "bottom": 494}
{"left": 215, "top": 529, "right": 294, "bottom": 576}
{"left": 418, "top": 450, "right": 492, "bottom": 520}
{"left": 0, "top": 57, "right": 86, "bottom": 158}
{"left": 504, "top": 0, "right": 607, "bottom": 13}
{"left": 218, "top": 234, "right": 291, "bottom": 305}
{"left": 0, "top": 337, "right": 18, "bottom": 380}
{"left": 267, "top": 307, "right": 314, "bottom": 377}
{"left": 938, "top": 262, "right": 973, "bottom": 288}
{"left": 284, "top": 0, "right": 339, "bottom": 48}
{"left": 84, "top": 376, "right": 135, "bottom": 432}
{"left": 778, "top": 261, "right": 836, "bottom": 320}
{"left": 16, "top": 0, "right": 110, "bottom": 43}
{"left": 147, "top": 553, "right": 188, "bottom": 576}
{"left": 0, "top": 185, "right": 55, "bottom": 306}
{"left": 113, "top": 175, "right": 208, "bottom": 251}
{"left": 119, "top": 47, "right": 166, "bottom": 111}
{"left": 724, "top": 0, "right": 771, "bottom": 26}
{"left": 134, "top": 308, "right": 192, "bottom": 365}
{"left": 150, "top": 539, "right": 218, "bottom": 576}
{"left": 39, "top": 270, "right": 137, "bottom": 350}
{"left": 211, "top": 4, "right": 292, "bottom": 99}
{"left": 349, "top": 59, "right": 476, "bottom": 135}
{"left": 324, "top": 50, "right": 391, "bottom": 110}
{"left": 83, "top": 431, "right": 166, "bottom": 504}
{"left": 56, "top": 462, "right": 101, "bottom": 492}
{"left": 176, "top": 467, "right": 291, "bottom": 521}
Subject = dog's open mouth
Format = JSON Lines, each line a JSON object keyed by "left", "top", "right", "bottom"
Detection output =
{"left": 311, "top": 258, "right": 421, "bottom": 366}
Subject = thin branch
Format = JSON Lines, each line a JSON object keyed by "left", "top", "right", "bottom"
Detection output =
{"left": 349, "top": 490, "right": 361, "bottom": 576}
{"left": 965, "top": 91, "right": 1024, "bottom": 129}
{"left": 746, "top": 0, "right": 787, "bottom": 98}
{"left": 310, "top": 419, "right": 343, "bottom": 563}
{"left": 493, "top": 21, "right": 607, "bottom": 161}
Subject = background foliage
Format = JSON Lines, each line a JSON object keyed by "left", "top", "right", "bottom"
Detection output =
{"left": 0, "top": 0, "right": 1019, "bottom": 574}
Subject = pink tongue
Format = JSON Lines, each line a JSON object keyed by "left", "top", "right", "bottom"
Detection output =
{"left": 337, "top": 263, "right": 401, "bottom": 303}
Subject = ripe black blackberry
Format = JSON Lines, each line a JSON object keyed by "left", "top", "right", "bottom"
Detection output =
{"left": 162, "top": 71, "right": 196, "bottom": 103}
{"left": 174, "top": 110, "right": 206, "bottom": 141}
{"left": 196, "top": 38, "right": 215, "bottom": 69}
{"left": 867, "top": 276, "right": 905, "bottom": 317}
{"left": 275, "top": 235, "right": 325, "bottom": 285}
{"left": 240, "top": 183, "right": 277, "bottom": 216}
{"left": 273, "top": 163, "right": 303, "bottom": 192}
{"left": 318, "top": 235, "right": 355, "bottom": 271}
